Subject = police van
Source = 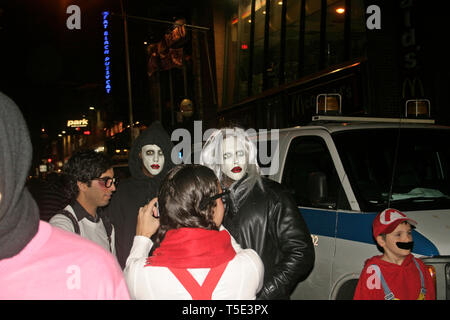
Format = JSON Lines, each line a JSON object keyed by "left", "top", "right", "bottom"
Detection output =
{"left": 257, "top": 95, "right": 450, "bottom": 299}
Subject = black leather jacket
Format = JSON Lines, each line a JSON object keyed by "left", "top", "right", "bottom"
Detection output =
{"left": 222, "top": 177, "right": 315, "bottom": 299}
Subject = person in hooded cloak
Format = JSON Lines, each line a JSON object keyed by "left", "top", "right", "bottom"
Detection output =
{"left": 104, "top": 121, "right": 175, "bottom": 269}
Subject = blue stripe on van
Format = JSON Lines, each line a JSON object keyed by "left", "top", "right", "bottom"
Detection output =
{"left": 299, "top": 208, "right": 439, "bottom": 257}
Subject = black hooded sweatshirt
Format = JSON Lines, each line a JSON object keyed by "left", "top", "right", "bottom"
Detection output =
{"left": 104, "top": 121, "right": 174, "bottom": 269}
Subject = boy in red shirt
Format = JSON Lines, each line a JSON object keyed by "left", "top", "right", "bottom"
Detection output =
{"left": 354, "top": 208, "right": 435, "bottom": 300}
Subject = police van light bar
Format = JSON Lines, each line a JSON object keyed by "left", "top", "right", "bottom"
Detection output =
{"left": 405, "top": 99, "right": 431, "bottom": 118}
{"left": 316, "top": 93, "right": 342, "bottom": 115}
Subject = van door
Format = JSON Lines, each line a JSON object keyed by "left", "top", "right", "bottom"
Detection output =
{"left": 281, "top": 135, "right": 351, "bottom": 299}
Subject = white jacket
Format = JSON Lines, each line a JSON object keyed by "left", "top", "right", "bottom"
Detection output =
{"left": 124, "top": 227, "right": 264, "bottom": 300}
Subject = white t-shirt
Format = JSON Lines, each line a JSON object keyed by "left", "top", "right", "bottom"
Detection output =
{"left": 49, "top": 203, "right": 116, "bottom": 256}
{"left": 124, "top": 227, "right": 264, "bottom": 300}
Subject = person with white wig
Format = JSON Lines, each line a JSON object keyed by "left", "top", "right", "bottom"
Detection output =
{"left": 200, "top": 127, "right": 315, "bottom": 299}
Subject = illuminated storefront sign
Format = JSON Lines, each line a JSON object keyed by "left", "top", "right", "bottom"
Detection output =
{"left": 67, "top": 119, "right": 89, "bottom": 128}
{"left": 102, "top": 11, "right": 111, "bottom": 94}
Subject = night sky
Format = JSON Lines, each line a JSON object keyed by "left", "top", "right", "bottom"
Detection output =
{"left": 0, "top": 0, "right": 194, "bottom": 169}
{"left": 1, "top": 0, "right": 193, "bottom": 134}
{"left": 1, "top": 1, "right": 118, "bottom": 134}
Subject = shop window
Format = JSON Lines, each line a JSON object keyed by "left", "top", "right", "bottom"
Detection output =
{"left": 350, "top": 0, "right": 367, "bottom": 59}
{"left": 237, "top": 0, "right": 253, "bottom": 100}
{"left": 303, "top": 0, "right": 321, "bottom": 75}
{"left": 223, "top": 1, "right": 239, "bottom": 106}
{"left": 325, "top": 0, "right": 345, "bottom": 67}
{"left": 284, "top": 0, "right": 302, "bottom": 83}
{"left": 266, "top": 0, "right": 283, "bottom": 89}
{"left": 251, "top": 0, "right": 267, "bottom": 95}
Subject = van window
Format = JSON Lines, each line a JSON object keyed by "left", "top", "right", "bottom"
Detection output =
{"left": 281, "top": 136, "right": 349, "bottom": 209}
{"left": 256, "top": 138, "right": 277, "bottom": 176}
{"left": 333, "top": 128, "right": 450, "bottom": 212}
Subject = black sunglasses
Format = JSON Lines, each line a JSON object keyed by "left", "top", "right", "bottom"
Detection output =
{"left": 199, "top": 189, "right": 230, "bottom": 210}
{"left": 93, "top": 177, "right": 118, "bottom": 188}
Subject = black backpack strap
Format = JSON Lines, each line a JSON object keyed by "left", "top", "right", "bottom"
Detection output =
{"left": 58, "top": 209, "right": 80, "bottom": 235}
{"left": 98, "top": 211, "right": 113, "bottom": 251}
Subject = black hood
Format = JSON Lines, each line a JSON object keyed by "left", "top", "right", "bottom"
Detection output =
{"left": 128, "top": 121, "right": 175, "bottom": 180}
{"left": 0, "top": 92, "right": 40, "bottom": 260}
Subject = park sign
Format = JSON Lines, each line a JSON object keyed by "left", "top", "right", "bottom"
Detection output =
{"left": 67, "top": 119, "right": 89, "bottom": 128}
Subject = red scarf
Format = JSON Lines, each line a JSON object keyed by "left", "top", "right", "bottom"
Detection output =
{"left": 145, "top": 228, "right": 236, "bottom": 268}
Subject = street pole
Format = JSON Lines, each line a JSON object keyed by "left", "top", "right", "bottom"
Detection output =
{"left": 125, "top": 14, "right": 209, "bottom": 32}
{"left": 119, "top": 0, "right": 134, "bottom": 144}
{"left": 111, "top": 10, "right": 214, "bottom": 132}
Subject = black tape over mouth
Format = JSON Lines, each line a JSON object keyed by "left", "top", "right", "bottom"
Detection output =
{"left": 396, "top": 241, "right": 414, "bottom": 250}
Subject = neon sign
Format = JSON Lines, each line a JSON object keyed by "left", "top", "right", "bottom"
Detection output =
{"left": 67, "top": 119, "right": 89, "bottom": 128}
{"left": 102, "top": 11, "right": 111, "bottom": 94}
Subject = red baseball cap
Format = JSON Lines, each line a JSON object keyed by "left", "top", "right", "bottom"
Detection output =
{"left": 373, "top": 208, "right": 417, "bottom": 238}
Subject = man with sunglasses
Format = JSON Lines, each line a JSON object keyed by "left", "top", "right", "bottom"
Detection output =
{"left": 50, "top": 150, "right": 118, "bottom": 256}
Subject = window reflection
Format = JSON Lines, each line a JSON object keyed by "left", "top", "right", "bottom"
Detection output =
{"left": 285, "top": 0, "right": 302, "bottom": 83}
{"left": 251, "top": 0, "right": 266, "bottom": 95}
{"left": 237, "top": 0, "right": 252, "bottom": 100}
{"left": 222, "top": 0, "right": 367, "bottom": 106}
{"left": 266, "top": 0, "right": 283, "bottom": 89}
{"left": 304, "top": 0, "right": 321, "bottom": 75}
{"left": 350, "top": 0, "right": 367, "bottom": 59}
{"left": 223, "top": 1, "right": 239, "bottom": 106}
{"left": 325, "top": 0, "right": 345, "bottom": 68}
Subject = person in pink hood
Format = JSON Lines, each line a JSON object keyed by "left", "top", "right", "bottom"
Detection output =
{"left": 354, "top": 208, "right": 435, "bottom": 300}
{"left": 0, "top": 92, "right": 129, "bottom": 300}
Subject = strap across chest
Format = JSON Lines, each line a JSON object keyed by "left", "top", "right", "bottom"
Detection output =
{"left": 168, "top": 261, "right": 230, "bottom": 300}
{"left": 370, "top": 257, "right": 426, "bottom": 300}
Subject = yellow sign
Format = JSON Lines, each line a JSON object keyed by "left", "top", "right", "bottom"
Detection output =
{"left": 67, "top": 119, "right": 89, "bottom": 128}
{"left": 402, "top": 77, "right": 424, "bottom": 98}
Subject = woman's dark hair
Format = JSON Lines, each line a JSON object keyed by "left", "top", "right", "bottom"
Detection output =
{"left": 63, "top": 150, "right": 112, "bottom": 199}
{"left": 153, "top": 164, "right": 221, "bottom": 249}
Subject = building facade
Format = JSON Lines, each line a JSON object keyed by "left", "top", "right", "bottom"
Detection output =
{"left": 211, "top": 0, "right": 449, "bottom": 129}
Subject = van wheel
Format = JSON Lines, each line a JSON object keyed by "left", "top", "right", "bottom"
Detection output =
{"left": 335, "top": 279, "right": 359, "bottom": 300}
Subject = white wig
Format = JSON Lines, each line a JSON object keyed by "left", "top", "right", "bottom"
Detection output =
{"left": 200, "top": 127, "right": 263, "bottom": 211}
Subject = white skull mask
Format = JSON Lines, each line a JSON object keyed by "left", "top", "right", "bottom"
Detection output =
{"left": 221, "top": 136, "right": 248, "bottom": 181}
{"left": 141, "top": 144, "right": 165, "bottom": 176}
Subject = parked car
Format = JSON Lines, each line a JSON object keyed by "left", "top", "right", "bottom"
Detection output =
{"left": 253, "top": 106, "right": 450, "bottom": 299}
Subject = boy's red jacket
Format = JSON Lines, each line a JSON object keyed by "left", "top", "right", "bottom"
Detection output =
{"left": 353, "top": 254, "right": 436, "bottom": 300}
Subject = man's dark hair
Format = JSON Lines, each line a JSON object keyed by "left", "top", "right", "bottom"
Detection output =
{"left": 63, "top": 150, "right": 112, "bottom": 199}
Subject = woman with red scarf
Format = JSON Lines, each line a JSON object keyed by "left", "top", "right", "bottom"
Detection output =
{"left": 124, "top": 164, "right": 264, "bottom": 299}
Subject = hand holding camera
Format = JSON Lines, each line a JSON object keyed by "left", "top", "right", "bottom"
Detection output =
{"left": 136, "top": 197, "right": 160, "bottom": 238}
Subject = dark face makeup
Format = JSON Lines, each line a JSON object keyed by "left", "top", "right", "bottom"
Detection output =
{"left": 396, "top": 241, "right": 414, "bottom": 250}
